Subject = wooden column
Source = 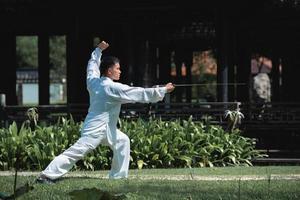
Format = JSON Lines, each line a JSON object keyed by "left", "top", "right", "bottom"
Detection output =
{"left": 216, "top": 8, "right": 229, "bottom": 103}
{"left": 281, "top": 56, "right": 291, "bottom": 102}
{"left": 228, "top": 29, "right": 237, "bottom": 102}
{"left": 131, "top": 23, "right": 155, "bottom": 87}
{"left": 134, "top": 33, "right": 148, "bottom": 87}
{"left": 126, "top": 24, "right": 142, "bottom": 86}
{"left": 174, "top": 48, "right": 183, "bottom": 102}
{"left": 38, "top": 34, "right": 50, "bottom": 105}
{"left": 185, "top": 53, "right": 192, "bottom": 103}
{"left": 158, "top": 43, "right": 172, "bottom": 104}
{"left": 236, "top": 35, "right": 251, "bottom": 103}
{"left": 102, "top": 24, "right": 126, "bottom": 82}
{"left": 66, "top": 27, "right": 93, "bottom": 105}
{"left": 175, "top": 46, "right": 192, "bottom": 102}
{"left": 119, "top": 23, "right": 133, "bottom": 85}
{"left": 144, "top": 39, "right": 152, "bottom": 87}
{"left": 271, "top": 52, "right": 280, "bottom": 102}
{"left": 158, "top": 43, "right": 171, "bottom": 86}
{"left": 0, "top": 32, "right": 17, "bottom": 105}
{"left": 281, "top": 48, "right": 300, "bottom": 102}
{"left": 126, "top": 26, "right": 135, "bottom": 86}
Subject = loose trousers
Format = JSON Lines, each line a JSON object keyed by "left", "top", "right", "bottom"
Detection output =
{"left": 41, "top": 129, "right": 130, "bottom": 180}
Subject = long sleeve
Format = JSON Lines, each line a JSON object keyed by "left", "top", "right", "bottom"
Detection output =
{"left": 106, "top": 82, "right": 167, "bottom": 104}
{"left": 86, "top": 48, "right": 102, "bottom": 90}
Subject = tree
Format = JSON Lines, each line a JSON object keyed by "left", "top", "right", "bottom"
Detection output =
{"left": 49, "top": 36, "right": 66, "bottom": 82}
{"left": 16, "top": 36, "right": 38, "bottom": 68}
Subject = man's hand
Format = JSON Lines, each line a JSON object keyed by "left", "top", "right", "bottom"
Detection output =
{"left": 165, "top": 83, "right": 175, "bottom": 93}
{"left": 98, "top": 41, "right": 109, "bottom": 51}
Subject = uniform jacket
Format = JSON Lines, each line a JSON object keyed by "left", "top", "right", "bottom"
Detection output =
{"left": 81, "top": 47, "right": 167, "bottom": 144}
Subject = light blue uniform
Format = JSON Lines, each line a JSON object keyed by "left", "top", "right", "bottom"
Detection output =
{"left": 41, "top": 47, "right": 167, "bottom": 179}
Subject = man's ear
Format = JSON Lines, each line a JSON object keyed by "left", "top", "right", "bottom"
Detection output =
{"left": 107, "top": 67, "right": 112, "bottom": 75}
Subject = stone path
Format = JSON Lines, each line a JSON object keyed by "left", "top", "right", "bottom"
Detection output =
{"left": 1, "top": 171, "right": 300, "bottom": 181}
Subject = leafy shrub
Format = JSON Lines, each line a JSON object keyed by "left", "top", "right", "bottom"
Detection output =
{"left": 122, "top": 117, "right": 265, "bottom": 169}
{"left": 0, "top": 116, "right": 265, "bottom": 171}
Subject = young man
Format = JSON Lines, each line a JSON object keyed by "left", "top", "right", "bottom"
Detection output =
{"left": 36, "top": 41, "right": 175, "bottom": 183}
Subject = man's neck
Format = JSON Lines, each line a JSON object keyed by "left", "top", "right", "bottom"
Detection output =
{"left": 102, "top": 75, "right": 113, "bottom": 81}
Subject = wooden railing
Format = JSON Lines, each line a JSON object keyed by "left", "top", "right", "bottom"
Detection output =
{"left": 120, "top": 102, "right": 240, "bottom": 122}
{"left": 0, "top": 102, "right": 240, "bottom": 124}
{"left": 239, "top": 102, "right": 300, "bottom": 156}
{"left": 1, "top": 102, "right": 300, "bottom": 126}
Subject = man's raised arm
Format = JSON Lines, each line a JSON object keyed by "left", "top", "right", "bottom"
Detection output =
{"left": 86, "top": 41, "right": 109, "bottom": 80}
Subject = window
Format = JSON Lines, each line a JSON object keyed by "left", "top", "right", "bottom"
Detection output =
{"left": 16, "top": 36, "right": 39, "bottom": 105}
{"left": 49, "top": 36, "right": 67, "bottom": 104}
{"left": 191, "top": 50, "right": 217, "bottom": 102}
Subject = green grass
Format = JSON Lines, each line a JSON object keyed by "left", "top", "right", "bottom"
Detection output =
{"left": 0, "top": 166, "right": 300, "bottom": 200}
{"left": 71, "top": 165, "right": 300, "bottom": 176}
{"left": 129, "top": 165, "right": 300, "bottom": 176}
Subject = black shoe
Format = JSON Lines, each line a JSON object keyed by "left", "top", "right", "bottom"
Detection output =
{"left": 35, "top": 176, "right": 55, "bottom": 184}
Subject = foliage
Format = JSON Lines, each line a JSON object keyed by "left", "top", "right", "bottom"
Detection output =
{"left": 123, "top": 117, "right": 265, "bottom": 169}
{"left": 0, "top": 116, "right": 265, "bottom": 171}
{"left": 49, "top": 36, "right": 66, "bottom": 80}
{"left": 0, "top": 116, "right": 81, "bottom": 170}
{"left": 16, "top": 36, "right": 38, "bottom": 68}
{"left": 191, "top": 50, "right": 217, "bottom": 102}
{"left": 16, "top": 36, "right": 66, "bottom": 81}
{"left": 224, "top": 104, "right": 245, "bottom": 133}
{"left": 26, "top": 107, "right": 39, "bottom": 128}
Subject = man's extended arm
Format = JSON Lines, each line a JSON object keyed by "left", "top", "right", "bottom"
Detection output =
{"left": 106, "top": 82, "right": 175, "bottom": 104}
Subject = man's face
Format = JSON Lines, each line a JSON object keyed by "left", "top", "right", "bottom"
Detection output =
{"left": 108, "top": 63, "right": 121, "bottom": 81}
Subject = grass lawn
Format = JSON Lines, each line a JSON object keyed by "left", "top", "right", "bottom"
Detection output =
{"left": 79, "top": 165, "right": 300, "bottom": 176}
{"left": 0, "top": 166, "right": 299, "bottom": 200}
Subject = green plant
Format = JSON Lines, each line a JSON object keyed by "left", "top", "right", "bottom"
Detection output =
{"left": 26, "top": 107, "right": 39, "bottom": 125}
{"left": 121, "top": 117, "right": 264, "bottom": 169}
{"left": 0, "top": 116, "right": 265, "bottom": 171}
{"left": 224, "top": 103, "right": 244, "bottom": 133}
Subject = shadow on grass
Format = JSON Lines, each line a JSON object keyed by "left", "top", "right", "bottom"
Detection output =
{"left": 69, "top": 187, "right": 126, "bottom": 200}
{"left": 1, "top": 176, "right": 300, "bottom": 200}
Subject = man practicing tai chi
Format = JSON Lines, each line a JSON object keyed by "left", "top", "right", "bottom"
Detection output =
{"left": 36, "top": 41, "right": 175, "bottom": 183}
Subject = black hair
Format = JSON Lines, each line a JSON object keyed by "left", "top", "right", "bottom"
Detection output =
{"left": 100, "top": 56, "right": 120, "bottom": 76}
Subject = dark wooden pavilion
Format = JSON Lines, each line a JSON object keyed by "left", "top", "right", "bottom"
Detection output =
{"left": 1, "top": 0, "right": 300, "bottom": 105}
{"left": 1, "top": 0, "right": 300, "bottom": 161}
